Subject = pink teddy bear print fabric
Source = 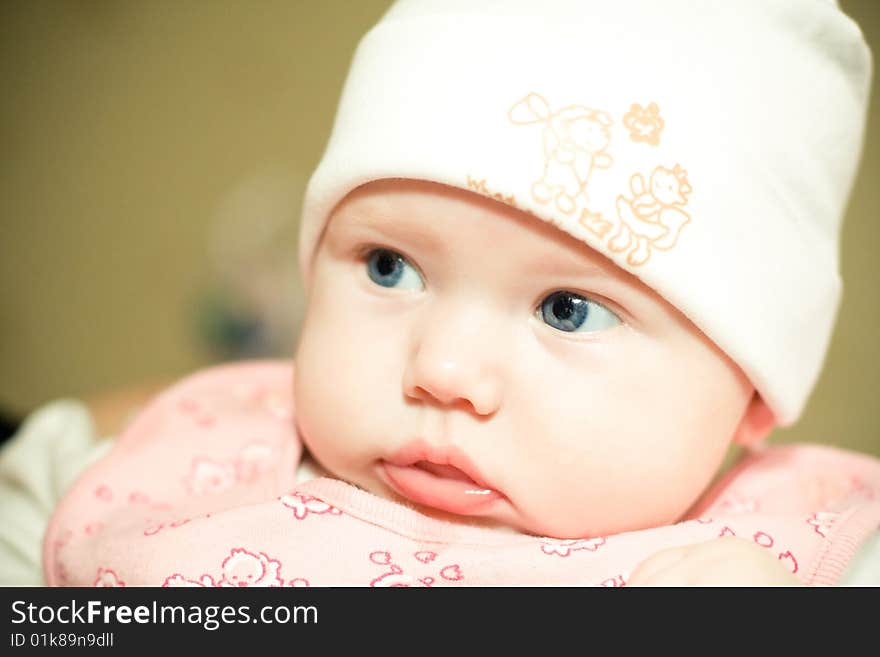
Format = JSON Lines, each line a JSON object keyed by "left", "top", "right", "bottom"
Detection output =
{"left": 43, "top": 361, "right": 880, "bottom": 587}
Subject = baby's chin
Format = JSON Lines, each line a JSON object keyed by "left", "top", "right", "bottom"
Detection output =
{"left": 470, "top": 492, "right": 700, "bottom": 540}
{"left": 398, "top": 502, "right": 676, "bottom": 540}
{"left": 540, "top": 484, "right": 718, "bottom": 537}
{"left": 527, "top": 513, "right": 684, "bottom": 541}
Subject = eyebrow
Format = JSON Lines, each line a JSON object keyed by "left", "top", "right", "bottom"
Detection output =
{"left": 526, "top": 251, "right": 611, "bottom": 280}
{"left": 330, "top": 208, "right": 448, "bottom": 254}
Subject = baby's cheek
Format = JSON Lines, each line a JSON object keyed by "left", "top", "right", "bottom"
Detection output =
{"left": 534, "top": 467, "right": 690, "bottom": 537}
{"left": 294, "top": 314, "right": 400, "bottom": 478}
{"left": 292, "top": 357, "right": 334, "bottom": 458}
{"left": 294, "top": 322, "right": 358, "bottom": 457}
{"left": 509, "top": 419, "right": 715, "bottom": 538}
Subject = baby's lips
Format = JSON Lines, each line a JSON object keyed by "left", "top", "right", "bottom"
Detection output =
{"left": 414, "top": 461, "right": 477, "bottom": 485}
{"left": 380, "top": 460, "right": 503, "bottom": 516}
{"left": 385, "top": 440, "right": 497, "bottom": 492}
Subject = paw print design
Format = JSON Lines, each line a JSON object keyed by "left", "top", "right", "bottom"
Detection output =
{"left": 607, "top": 164, "right": 692, "bottom": 266}
{"left": 539, "top": 537, "right": 606, "bottom": 557}
{"left": 777, "top": 551, "right": 799, "bottom": 574}
{"left": 807, "top": 511, "right": 837, "bottom": 539}
{"left": 368, "top": 550, "right": 464, "bottom": 587}
{"left": 622, "top": 102, "right": 665, "bottom": 146}
{"left": 280, "top": 492, "right": 343, "bottom": 520}
{"left": 509, "top": 92, "right": 614, "bottom": 215}
{"left": 753, "top": 534, "right": 800, "bottom": 574}
{"left": 717, "top": 528, "right": 794, "bottom": 566}
{"left": 93, "top": 568, "right": 125, "bottom": 587}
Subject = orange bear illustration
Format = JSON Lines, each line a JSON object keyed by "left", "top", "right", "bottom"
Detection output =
{"left": 608, "top": 164, "right": 692, "bottom": 266}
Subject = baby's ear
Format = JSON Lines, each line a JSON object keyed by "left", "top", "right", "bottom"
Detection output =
{"left": 731, "top": 393, "right": 776, "bottom": 447}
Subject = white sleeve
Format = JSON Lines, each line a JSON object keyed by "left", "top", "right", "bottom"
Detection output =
{"left": 0, "top": 401, "right": 110, "bottom": 586}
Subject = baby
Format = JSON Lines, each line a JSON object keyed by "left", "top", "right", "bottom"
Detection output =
{"left": 30, "top": 0, "right": 880, "bottom": 586}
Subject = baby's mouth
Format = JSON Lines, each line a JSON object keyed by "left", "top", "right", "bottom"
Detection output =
{"left": 412, "top": 461, "right": 479, "bottom": 484}
{"left": 378, "top": 449, "right": 503, "bottom": 516}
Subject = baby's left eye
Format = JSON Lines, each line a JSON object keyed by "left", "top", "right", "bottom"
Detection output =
{"left": 538, "top": 290, "right": 621, "bottom": 333}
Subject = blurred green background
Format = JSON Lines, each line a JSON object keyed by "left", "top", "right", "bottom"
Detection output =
{"left": 0, "top": 1, "right": 878, "bottom": 455}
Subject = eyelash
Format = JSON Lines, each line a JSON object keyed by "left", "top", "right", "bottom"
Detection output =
{"left": 354, "top": 244, "right": 629, "bottom": 328}
{"left": 354, "top": 243, "right": 427, "bottom": 281}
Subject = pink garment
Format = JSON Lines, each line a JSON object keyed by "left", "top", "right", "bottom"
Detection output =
{"left": 44, "top": 361, "right": 880, "bottom": 587}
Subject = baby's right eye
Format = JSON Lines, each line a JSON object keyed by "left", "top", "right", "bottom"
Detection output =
{"left": 365, "top": 248, "right": 425, "bottom": 291}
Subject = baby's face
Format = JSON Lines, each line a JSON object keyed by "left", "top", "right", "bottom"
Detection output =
{"left": 294, "top": 179, "right": 755, "bottom": 538}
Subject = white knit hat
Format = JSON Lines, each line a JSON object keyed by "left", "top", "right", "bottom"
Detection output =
{"left": 298, "top": 0, "right": 872, "bottom": 426}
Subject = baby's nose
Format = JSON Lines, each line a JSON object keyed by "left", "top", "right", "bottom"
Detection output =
{"left": 402, "top": 304, "right": 504, "bottom": 417}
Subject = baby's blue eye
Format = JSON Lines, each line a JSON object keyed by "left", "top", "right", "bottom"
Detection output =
{"left": 539, "top": 290, "right": 621, "bottom": 333}
{"left": 365, "top": 248, "right": 424, "bottom": 291}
